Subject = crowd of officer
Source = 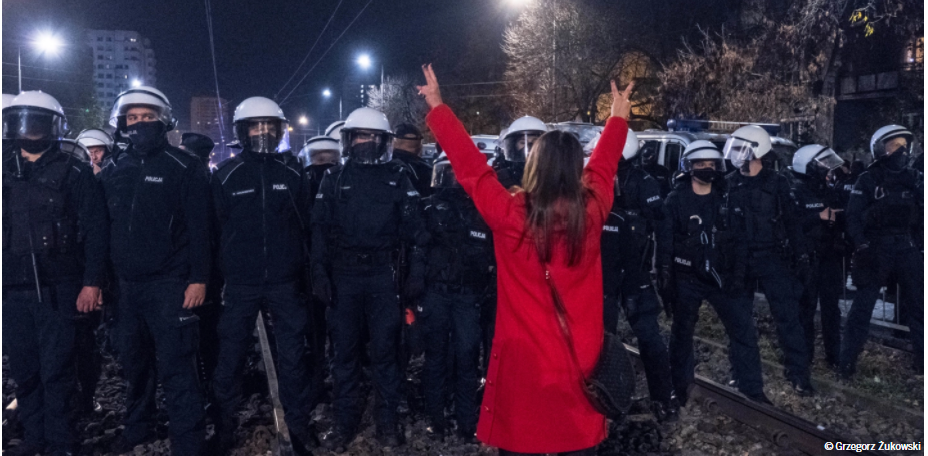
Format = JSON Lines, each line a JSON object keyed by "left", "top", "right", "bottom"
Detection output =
{"left": 2, "top": 84, "right": 922, "bottom": 456}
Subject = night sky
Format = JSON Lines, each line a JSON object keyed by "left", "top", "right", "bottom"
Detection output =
{"left": 2, "top": 0, "right": 522, "bottom": 129}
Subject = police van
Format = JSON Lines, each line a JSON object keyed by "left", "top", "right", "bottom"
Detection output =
{"left": 424, "top": 134, "right": 499, "bottom": 165}
{"left": 637, "top": 119, "right": 798, "bottom": 173}
{"left": 547, "top": 121, "right": 604, "bottom": 148}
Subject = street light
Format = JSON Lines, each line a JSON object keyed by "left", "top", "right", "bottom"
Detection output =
{"left": 322, "top": 89, "right": 332, "bottom": 97}
{"left": 323, "top": 87, "right": 343, "bottom": 120}
{"left": 17, "top": 31, "right": 66, "bottom": 93}
{"left": 298, "top": 115, "right": 308, "bottom": 126}
{"left": 131, "top": 79, "right": 142, "bottom": 88}
{"left": 357, "top": 54, "right": 372, "bottom": 70}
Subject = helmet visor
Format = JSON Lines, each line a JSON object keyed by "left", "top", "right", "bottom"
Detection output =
{"left": 722, "top": 136, "right": 759, "bottom": 168}
{"left": 109, "top": 92, "right": 173, "bottom": 128}
{"left": 876, "top": 133, "right": 914, "bottom": 158}
{"left": 235, "top": 118, "right": 288, "bottom": 153}
{"left": 59, "top": 139, "right": 91, "bottom": 163}
{"left": 341, "top": 129, "right": 393, "bottom": 164}
{"left": 502, "top": 131, "right": 542, "bottom": 162}
{"left": 2, "top": 108, "right": 67, "bottom": 141}
{"left": 812, "top": 149, "right": 844, "bottom": 172}
{"left": 431, "top": 161, "right": 460, "bottom": 188}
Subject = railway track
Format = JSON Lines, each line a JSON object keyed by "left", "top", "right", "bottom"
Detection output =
{"left": 623, "top": 345, "right": 884, "bottom": 456}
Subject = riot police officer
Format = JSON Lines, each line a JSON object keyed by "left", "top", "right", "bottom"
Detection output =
{"left": 76, "top": 128, "right": 114, "bottom": 174}
{"left": 657, "top": 141, "right": 769, "bottom": 405}
{"left": 180, "top": 132, "right": 216, "bottom": 169}
{"left": 210, "top": 97, "right": 317, "bottom": 453}
{"left": 840, "top": 125, "right": 923, "bottom": 378}
{"left": 311, "top": 107, "right": 427, "bottom": 449}
{"left": 601, "top": 129, "right": 676, "bottom": 421}
{"left": 723, "top": 125, "right": 814, "bottom": 396}
{"left": 392, "top": 123, "right": 433, "bottom": 197}
{"left": 790, "top": 145, "right": 846, "bottom": 368}
{"left": 2, "top": 91, "right": 108, "bottom": 456}
{"left": 300, "top": 135, "right": 341, "bottom": 197}
{"left": 419, "top": 153, "right": 493, "bottom": 441}
{"left": 494, "top": 116, "right": 546, "bottom": 189}
{"left": 99, "top": 86, "right": 212, "bottom": 455}
{"left": 639, "top": 140, "right": 673, "bottom": 197}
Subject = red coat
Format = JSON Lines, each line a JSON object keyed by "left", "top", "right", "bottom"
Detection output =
{"left": 426, "top": 105, "right": 627, "bottom": 453}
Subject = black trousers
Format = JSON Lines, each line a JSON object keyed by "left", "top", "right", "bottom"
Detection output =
{"left": 3, "top": 282, "right": 81, "bottom": 453}
{"left": 420, "top": 289, "right": 482, "bottom": 432}
{"left": 74, "top": 309, "right": 103, "bottom": 411}
{"left": 329, "top": 267, "right": 402, "bottom": 431}
{"left": 669, "top": 277, "right": 764, "bottom": 402}
{"left": 840, "top": 236, "right": 923, "bottom": 373}
{"left": 117, "top": 278, "right": 205, "bottom": 456}
{"left": 798, "top": 253, "right": 843, "bottom": 365}
{"left": 731, "top": 252, "right": 810, "bottom": 382}
{"left": 211, "top": 281, "right": 313, "bottom": 438}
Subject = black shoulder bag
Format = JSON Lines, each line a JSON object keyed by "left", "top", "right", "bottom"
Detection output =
{"left": 545, "top": 267, "right": 636, "bottom": 421}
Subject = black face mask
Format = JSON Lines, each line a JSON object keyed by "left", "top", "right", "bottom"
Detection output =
{"left": 15, "top": 138, "right": 54, "bottom": 155}
{"left": 126, "top": 121, "right": 166, "bottom": 153}
{"left": 349, "top": 142, "right": 383, "bottom": 164}
{"left": 884, "top": 146, "right": 908, "bottom": 171}
{"left": 692, "top": 168, "right": 720, "bottom": 184}
{"left": 307, "top": 163, "right": 335, "bottom": 182}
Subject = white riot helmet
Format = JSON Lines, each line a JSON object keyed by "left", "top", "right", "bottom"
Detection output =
{"left": 232, "top": 97, "right": 289, "bottom": 154}
{"left": 431, "top": 156, "right": 460, "bottom": 189}
{"left": 3, "top": 91, "right": 68, "bottom": 154}
{"left": 1, "top": 94, "right": 15, "bottom": 110}
{"left": 299, "top": 135, "right": 341, "bottom": 166}
{"left": 584, "top": 129, "right": 638, "bottom": 160}
{"left": 723, "top": 125, "right": 772, "bottom": 169}
{"left": 501, "top": 116, "right": 547, "bottom": 162}
{"left": 325, "top": 120, "right": 345, "bottom": 140}
{"left": 340, "top": 107, "right": 393, "bottom": 164}
{"left": 76, "top": 128, "right": 114, "bottom": 162}
{"left": 792, "top": 144, "right": 844, "bottom": 179}
{"left": 681, "top": 140, "right": 726, "bottom": 173}
{"left": 870, "top": 124, "right": 914, "bottom": 160}
{"left": 109, "top": 86, "right": 175, "bottom": 131}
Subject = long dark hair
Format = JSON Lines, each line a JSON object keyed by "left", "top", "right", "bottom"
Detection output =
{"left": 521, "top": 130, "right": 590, "bottom": 266}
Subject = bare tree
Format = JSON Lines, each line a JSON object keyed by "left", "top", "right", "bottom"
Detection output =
{"left": 367, "top": 73, "right": 430, "bottom": 132}
{"left": 502, "top": 0, "right": 646, "bottom": 123}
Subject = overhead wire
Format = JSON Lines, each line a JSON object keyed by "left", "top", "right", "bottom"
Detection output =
{"left": 279, "top": 0, "right": 375, "bottom": 106}
{"left": 274, "top": 0, "right": 345, "bottom": 101}
{"left": 205, "top": 0, "right": 227, "bottom": 153}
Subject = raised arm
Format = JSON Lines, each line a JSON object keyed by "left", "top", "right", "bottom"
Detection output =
{"left": 584, "top": 80, "right": 634, "bottom": 220}
{"left": 419, "top": 65, "right": 513, "bottom": 229}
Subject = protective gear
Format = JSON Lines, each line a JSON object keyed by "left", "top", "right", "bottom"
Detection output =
{"left": 681, "top": 140, "right": 725, "bottom": 173}
{"left": 180, "top": 132, "right": 215, "bottom": 161}
{"left": 792, "top": 145, "right": 843, "bottom": 179}
{"left": 657, "top": 265, "right": 675, "bottom": 316}
{"left": 870, "top": 124, "right": 914, "bottom": 161}
{"left": 1, "top": 93, "right": 15, "bottom": 109}
{"left": 885, "top": 147, "right": 909, "bottom": 171}
{"left": 641, "top": 140, "right": 659, "bottom": 166}
{"left": 621, "top": 129, "right": 639, "bottom": 160}
{"left": 125, "top": 120, "right": 167, "bottom": 152}
{"left": 76, "top": 128, "right": 114, "bottom": 155}
{"left": 108, "top": 86, "right": 176, "bottom": 131}
{"left": 500, "top": 116, "right": 547, "bottom": 162}
{"left": 431, "top": 158, "right": 460, "bottom": 188}
{"left": 340, "top": 107, "right": 393, "bottom": 164}
{"left": 325, "top": 120, "right": 346, "bottom": 139}
{"left": 723, "top": 125, "right": 772, "bottom": 169}
{"left": 232, "top": 97, "right": 289, "bottom": 154}
{"left": 3, "top": 91, "right": 69, "bottom": 154}
{"left": 692, "top": 168, "right": 720, "bottom": 184}
{"left": 299, "top": 135, "right": 340, "bottom": 166}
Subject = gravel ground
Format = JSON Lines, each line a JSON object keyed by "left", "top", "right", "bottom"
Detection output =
{"left": 6, "top": 297, "right": 915, "bottom": 456}
{"left": 667, "top": 295, "right": 925, "bottom": 455}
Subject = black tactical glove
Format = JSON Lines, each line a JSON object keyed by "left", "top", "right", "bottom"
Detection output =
{"left": 311, "top": 264, "right": 333, "bottom": 307}
{"left": 656, "top": 266, "right": 676, "bottom": 317}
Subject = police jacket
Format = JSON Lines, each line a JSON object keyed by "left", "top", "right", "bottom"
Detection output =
{"left": 846, "top": 161, "right": 923, "bottom": 247}
{"left": 212, "top": 151, "right": 312, "bottom": 285}
{"left": 99, "top": 142, "right": 211, "bottom": 283}
{"left": 3, "top": 147, "right": 108, "bottom": 288}
{"left": 422, "top": 189, "right": 494, "bottom": 293}
{"left": 492, "top": 158, "right": 524, "bottom": 190}
{"left": 790, "top": 171, "right": 846, "bottom": 255}
{"left": 600, "top": 165, "right": 662, "bottom": 291}
{"left": 393, "top": 149, "right": 434, "bottom": 198}
{"left": 642, "top": 163, "right": 673, "bottom": 198}
{"left": 725, "top": 167, "right": 808, "bottom": 257}
{"left": 657, "top": 176, "right": 742, "bottom": 286}
{"left": 311, "top": 159, "right": 427, "bottom": 271}
{"left": 306, "top": 163, "right": 336, "bottom": 208}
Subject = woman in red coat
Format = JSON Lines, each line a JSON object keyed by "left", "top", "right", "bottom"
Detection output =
{"left": 419, "top": 65, "right": 633, "bottom": 455}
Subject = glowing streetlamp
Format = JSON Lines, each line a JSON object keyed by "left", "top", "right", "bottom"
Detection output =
{"left": 17, "top": 31, "right": 66, "bottom": 93}
{"left": 357, "top": 54, "right": 372, "bottom": 70}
